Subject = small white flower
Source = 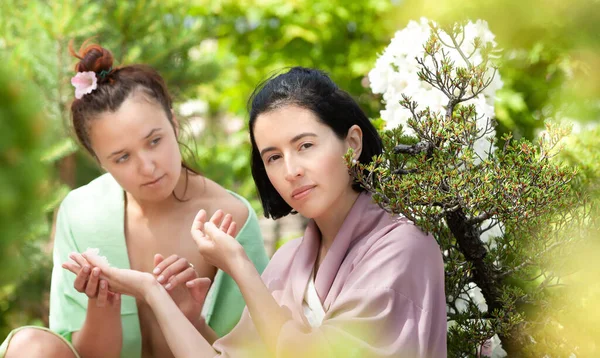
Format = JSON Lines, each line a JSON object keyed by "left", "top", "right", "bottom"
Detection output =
{"left": 84, "top": 247, "right": 110, "bottom": 266}
{"left": 456, "top": 282, "right": 488, "bottom": 313}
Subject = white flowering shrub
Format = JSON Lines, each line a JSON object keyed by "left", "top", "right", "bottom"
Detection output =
{"left": 353, "top": 18, "right": 588, "bottom": 357}
{"left": 370, "top": 20, "right": 507, "bottom": 356}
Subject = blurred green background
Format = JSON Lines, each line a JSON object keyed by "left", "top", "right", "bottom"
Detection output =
{"left": 1, "top": 0, "right": 598, "bottom": 344}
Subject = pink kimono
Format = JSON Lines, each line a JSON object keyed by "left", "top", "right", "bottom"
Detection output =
{"left": 213, "top": 193, "right": 447, "bottom": 357}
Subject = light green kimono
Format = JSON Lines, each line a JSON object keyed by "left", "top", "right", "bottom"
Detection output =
{"left": 1, "top": 173, "right": 269, "bottom": 358}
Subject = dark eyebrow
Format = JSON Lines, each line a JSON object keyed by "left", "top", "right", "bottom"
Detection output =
{"left": 259, "top": 132, "right": 317, "bottom": 157}
{"left": 107, "top": 128, "right": 162, "bottom": 159}
{"left": 107, "top": 149, "right": 125, "bottom": 159}
{"left": 144, "top": 128, "right": 162, "bottom": 139}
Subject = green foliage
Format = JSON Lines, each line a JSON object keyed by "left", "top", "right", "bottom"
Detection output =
{"left": 0, "top": 66, "right": 55, "bottom": 337}
{"left": 185, "top": 0, "right": 397, "bottom": 116}
{"left": 0, "top": 67, "right": 50, "bottom": 284}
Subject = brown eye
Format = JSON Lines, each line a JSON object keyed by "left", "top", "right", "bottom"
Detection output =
{"left": 267, "top": 154, "right": 281, "bottom": 163}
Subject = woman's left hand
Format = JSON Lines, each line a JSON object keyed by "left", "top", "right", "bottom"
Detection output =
{"left": 191, "top": 209, "right": 247, "bottom": 277}
{"left": 152, "top": 253, "right": 207, "bottom": 323}
{"left": 64, "top": 251, "right": 155, "bottom": 300}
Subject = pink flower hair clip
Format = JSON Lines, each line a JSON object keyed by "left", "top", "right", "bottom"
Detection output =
{"left": 71, "top": 71, "right": 98, "bottom": 99}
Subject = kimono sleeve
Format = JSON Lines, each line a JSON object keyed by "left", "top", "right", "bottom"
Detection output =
{"left": 275, "top": 226, "right": 447, "bottom": 358}
{"left": 48, "top": 196, "right": 88, "bottom": 339}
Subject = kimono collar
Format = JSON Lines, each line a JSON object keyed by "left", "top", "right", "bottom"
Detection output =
{"left": 291, "top": 192, "right": 393, "bottom": 306}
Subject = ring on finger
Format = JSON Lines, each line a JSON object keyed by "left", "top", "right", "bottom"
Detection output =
{"left": 188, "top": 262, "right": 197, "bottom": 275}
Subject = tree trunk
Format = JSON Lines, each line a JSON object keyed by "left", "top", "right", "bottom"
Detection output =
{"left": 445, "top": 208, "right": 520, "bottom": 355}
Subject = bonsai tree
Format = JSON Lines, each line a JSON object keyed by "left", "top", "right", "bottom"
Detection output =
{"left": 357, "top": 19, "right": 595, "bottom": 357}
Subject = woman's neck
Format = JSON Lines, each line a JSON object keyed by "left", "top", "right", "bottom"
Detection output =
{"left": 126, "top": 168, "right": 196, "bottom": 219}
{"left": 313, "top": 188, "right": 360, "bottom": 264}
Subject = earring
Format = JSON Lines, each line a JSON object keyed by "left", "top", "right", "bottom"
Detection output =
{"left": 352, "top": 158, "right": 358, "bottom": 165}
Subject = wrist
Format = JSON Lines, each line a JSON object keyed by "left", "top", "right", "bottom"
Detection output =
{"left": 86, "top": 297, "right": 120, "bottom": 315}
{"left": 142, "top": 276, "right": 164, "bottom": 304}
{"left": 230, "top": 252, "right": 253, "bottom": 283}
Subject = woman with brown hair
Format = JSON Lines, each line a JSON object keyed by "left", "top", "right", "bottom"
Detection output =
{"left": 0, "top": 42, "right": 269, "bottom": 358}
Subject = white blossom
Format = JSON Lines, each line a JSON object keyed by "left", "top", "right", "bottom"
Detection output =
{"left": 84, "top": 247, "right": 110, "bottom": 266}
{"left": 369, "top": 18, "right": 503, "bottom": 160}
{"left": 455, "top": 281, "right": 488, "bottom": 313}
{"left": 479, "top": 334, "right": 508, "bottom": 358}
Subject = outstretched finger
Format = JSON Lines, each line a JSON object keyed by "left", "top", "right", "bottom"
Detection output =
{"left": 191, "top": 209, "right": 208, "bottom": 233}
{"left": 62, "top": 261, "right": 81, "bottom": 276}
{"left": 153, "top": 253, "right": 165, "bottom": 269}
{"left": 209, "top": 210, "right": 225, "bottom": 227}
{"left": 203, "top": 221, "right": 231, "bottom": 240}
{"left": 219, "top": 214, "right": 232, "bottom": 233}
{"left": 158, "top": 257, "right": 191, "bottom": 284}
{"left": 152, "top": 254, "right": 179, "bottom": 278}
{"left": 69, "top": 252, "right": 89, "bottom": 268}
{"left": 165, "top": 266, "right": 197, "bottom": 291}
{"left": 227, "top": 221, "right": 237, "bottom": 237}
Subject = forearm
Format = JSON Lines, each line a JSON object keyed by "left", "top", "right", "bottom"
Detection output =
{"left": 193, "top": 318, "right": 220, "bottom": 345}
{"left": 231, "top": 257, "right": 291, "bottom": 355}
{"left": 144, "top": 280, "right": 217, "bottom": 358}
{"left": 72, "top": 299, "right": 122, "bottom": 358}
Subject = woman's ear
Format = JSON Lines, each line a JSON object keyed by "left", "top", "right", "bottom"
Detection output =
{"left": 346, "top": 124, "right": 363, "bottom": 160}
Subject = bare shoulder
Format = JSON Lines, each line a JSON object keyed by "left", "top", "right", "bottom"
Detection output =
{"left": 194, "top": 177, "right": 250, "bottom": 228}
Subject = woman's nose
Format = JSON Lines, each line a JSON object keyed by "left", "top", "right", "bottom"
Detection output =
{"left": 284, "top": 158, "right": 304, "bottom": 182}
{"left": 138, "top": 153, "right": 156, "bottom": 176}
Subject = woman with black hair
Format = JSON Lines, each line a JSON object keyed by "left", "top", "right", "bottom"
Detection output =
{"left": 67, "top": 67, "right": 447, "bottom": 358}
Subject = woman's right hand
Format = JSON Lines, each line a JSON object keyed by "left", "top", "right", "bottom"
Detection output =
{"left": 62, "top": 253, "right": 120, "bottom": 308}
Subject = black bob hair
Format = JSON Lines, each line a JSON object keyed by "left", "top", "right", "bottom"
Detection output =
{"left": 248, "top": 67, "right": 383, "bottom": 219}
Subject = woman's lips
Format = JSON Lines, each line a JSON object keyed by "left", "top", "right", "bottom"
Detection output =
{"left": 142, "top": 175, "right": 165, "bottom": 186}
{"left": 291, "top": 185, "right": 316, "bottom": 200}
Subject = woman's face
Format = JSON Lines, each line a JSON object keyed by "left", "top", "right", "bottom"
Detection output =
{"left": 89, "top": 92, "right": 182, "bottom": 202}
{"left": 253, "top": 105, "right": 362, "bottom": 219}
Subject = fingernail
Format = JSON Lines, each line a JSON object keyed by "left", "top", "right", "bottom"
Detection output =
{"left": 153, "top": 267, "right": 161, "bottom": 274}
{"left": 165, "top": 283, "right": 172, "bottom": 290}
{"left": 93, "top": 269, "right": 100, "bottom": 276}
{"left": 157, "top": 275, "right": 164, "bottom": 283}
{"left": 100, "top": 281, "right": 106, "bottom": 289}
{"left": 83, "top": 266, "right": 90, "bottom": 273}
